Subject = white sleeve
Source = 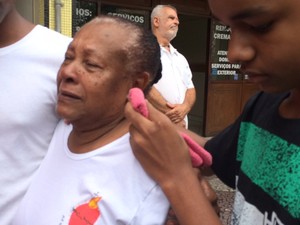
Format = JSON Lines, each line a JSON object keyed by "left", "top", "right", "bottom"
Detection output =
{"left": 130, "top": 185, "right": 170, "bottom": 225}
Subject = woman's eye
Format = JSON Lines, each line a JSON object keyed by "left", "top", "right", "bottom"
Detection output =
{"left": 63, "top": 54, "right": 73, "bottom": 63}
{"left": 85, "top": 61, "right": 102, "bottom": 70}
{"left": 86, "top": 62, "right": 98, "bottom": 68}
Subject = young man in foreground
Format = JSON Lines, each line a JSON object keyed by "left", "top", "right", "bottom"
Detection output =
{"left": 125, "top": 0, "right": 300, "bottom": 224}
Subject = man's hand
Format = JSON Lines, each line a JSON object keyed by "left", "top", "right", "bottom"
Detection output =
{"left": 166, "top": 103, "right": 189, "bottom": 124}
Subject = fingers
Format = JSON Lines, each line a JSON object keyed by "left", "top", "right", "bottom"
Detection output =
{"left": 181, "top": 132, "right": 212, "bottom": 167}
{"left": 166, "top": 112, "right": 181, "bottom": 124}
{"left": 124, "top": 101, "right": 151, "bottom": 129}
{"left": 199, "top": 178, "right": 220, "bottom": 216}
{"left": 178, "top": 120, "right": 186, "bottom": 128}
{"left": 165, "top": 208, "right": 180, "bottom": 225}
{"left": 125, "top": 100, "right": 175, "bottom": 140}
{"left": 173, "top": 117, "right": 183, "bottom": 124}
{"left": 197, "top": 169, "right": 220, "bottom": 216}
{"left": 166, "top": 102, "right": 175, "bottom": 109}
{"left": 166, "top": 108, "right": 185, "bottom": 123}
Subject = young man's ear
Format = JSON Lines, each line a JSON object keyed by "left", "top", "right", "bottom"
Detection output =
{"left": 133, "top": 72, "right": 150, "bottom": 90}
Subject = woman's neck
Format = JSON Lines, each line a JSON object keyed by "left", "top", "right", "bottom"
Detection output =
{"left": 68, "top": 118, "right": 130, "bottom": 154}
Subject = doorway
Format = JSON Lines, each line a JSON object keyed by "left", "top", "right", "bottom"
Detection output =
{"left": 172, "top": 14, "right": 209, "bottom": 135}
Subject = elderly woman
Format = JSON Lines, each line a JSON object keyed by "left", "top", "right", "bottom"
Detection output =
{"left": 12, "top": 15, "right": 167, "bottom": 225}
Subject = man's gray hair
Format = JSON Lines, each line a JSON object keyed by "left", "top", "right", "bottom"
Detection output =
{"left": 150, "top": 4, "right": 177, "bottom": 30}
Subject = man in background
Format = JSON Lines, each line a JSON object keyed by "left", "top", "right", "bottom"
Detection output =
{"left": 147, "top": 4, "right": 196, "bottom": 128}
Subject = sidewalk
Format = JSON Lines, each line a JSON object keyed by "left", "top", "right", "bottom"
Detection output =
{"left": 207, "top": 175, "right": 235, "bottom": 225}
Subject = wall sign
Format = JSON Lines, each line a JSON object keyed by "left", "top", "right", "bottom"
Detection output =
{"left": 101, "top": 5, "right": 149, "bottom": 28}
{"left": 210, "top": 20, "right": 241, "bottom": 81}
{"left": 73, "top": 1, "right": 98, "bottom": 35}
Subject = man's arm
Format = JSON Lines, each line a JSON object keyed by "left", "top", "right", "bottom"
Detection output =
{"left": 166, "top": 87, "right": 196, "bottom": 124}
{"left": 146, "top": 86, "right": 171, "bottom": 113}
{"left": 183, "top": 87, "right": 196, "bottom": 112}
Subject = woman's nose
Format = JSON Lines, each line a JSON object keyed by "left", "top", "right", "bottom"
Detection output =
{"left": 227, "top": 30, "right": 255, "bottom": 65}
{"left": 58, "top": 61, "right": 80, "bottom": 84}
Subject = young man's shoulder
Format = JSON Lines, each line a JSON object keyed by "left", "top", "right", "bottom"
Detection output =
{"left": 33, "top": 25, "right": 72, "bottom": 43}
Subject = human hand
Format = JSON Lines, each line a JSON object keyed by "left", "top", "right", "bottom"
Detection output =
{"left": 124, "top": 99, "right": 192, "bottom": 185}
{"left": 166, "top": 103, "right": 189, "bottom": 124}
{"left": 165, "top": 207, "right": 180, "bottom": 225}
{"left": 125, "top": 96, "right": 221, "bottom": 225}
{"left": 126, "top": 87, "right": 211, "bottom": 176}
{"left": 175, "top": 120, "right": 186, "bottom": 128}
{"left": 164, "top": 169, "right": 220, "bottom": 225}
{"left": 197, "top": 173, "right": 220, "bottom": 215}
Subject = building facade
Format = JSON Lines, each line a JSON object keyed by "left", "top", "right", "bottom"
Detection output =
{"left": 17, "top": 0, "right": 259, "bottom": 136}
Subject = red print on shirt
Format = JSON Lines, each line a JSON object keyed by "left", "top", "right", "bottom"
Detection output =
{"left": 69, "top": 197, "right": 101, "bottom": 225}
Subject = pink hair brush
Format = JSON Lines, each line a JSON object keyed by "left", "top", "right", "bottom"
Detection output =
{"left": 128, "top": 87, "right": 212, "bottom": 167}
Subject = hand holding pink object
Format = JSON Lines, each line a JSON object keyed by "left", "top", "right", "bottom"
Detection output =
{"left": 128, "top": 87, "right": 212, "bottom": 167}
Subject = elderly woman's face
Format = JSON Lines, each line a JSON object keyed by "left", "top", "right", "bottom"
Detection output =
{"left": 56, "top": 22, "right": 133, "bottom": 127}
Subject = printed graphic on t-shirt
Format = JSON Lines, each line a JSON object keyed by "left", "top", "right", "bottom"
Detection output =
{"left": 232, "top": 190, "right": 284, "bottom": 225}
{"left": 238, "top": 122, "right": 300, "bottom": 218}
{"left": 234, "top": 122, "right": 300, "bottom": 224}
{"left": 69, "top": 197, "right": 101, "bottom": 225}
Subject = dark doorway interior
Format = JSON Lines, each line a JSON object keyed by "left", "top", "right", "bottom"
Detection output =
{"left": 172, "top": 14, "right": 209, "bottom": 135}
